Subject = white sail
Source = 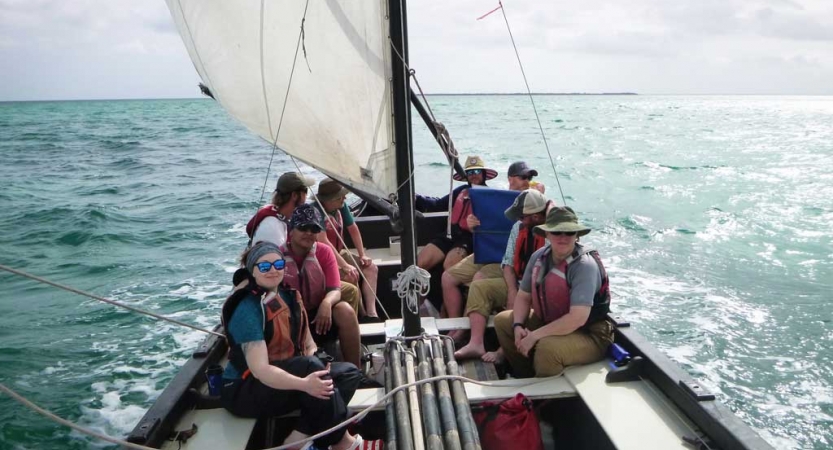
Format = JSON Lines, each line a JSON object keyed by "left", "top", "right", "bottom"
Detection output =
{"left": 166, "top": 0, "right": 396, "bottom": 199}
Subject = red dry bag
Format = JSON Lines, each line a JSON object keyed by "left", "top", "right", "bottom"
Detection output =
{"left": 472, "top": 393, "right": 543, "bottom": 450}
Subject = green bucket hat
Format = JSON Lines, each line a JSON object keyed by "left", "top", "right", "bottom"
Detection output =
{"left": 534, "top": 206, "right": 591, "bottom": 237}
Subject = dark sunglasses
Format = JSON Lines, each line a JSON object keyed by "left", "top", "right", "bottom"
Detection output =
{"left": 296, "top": 224, "right": 322, "bottom": 233}
{"left": 513, "top": 174, "right": 531, "bottom": 181}
{"left": 548, "top": 231, "right": 577, "bottom": 236}
{"left": 466, "top": 169, "right": 483, "bottom": 176}
{"left": 256, "top": 259, "right": 286, "bottom": 273}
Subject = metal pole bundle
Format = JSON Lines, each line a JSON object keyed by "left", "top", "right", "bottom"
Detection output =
{"left": 384, "top": 361, "right": 398, "bottom": 450}
{"left": 404, "top": 344, "right": 425, "bottom": 450}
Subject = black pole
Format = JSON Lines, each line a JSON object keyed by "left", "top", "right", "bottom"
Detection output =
{"left": 389, "top": 0, "right": 420, "bottom": 337}
{"left": 410, "top": 91, "right": 467, "bottom": 181}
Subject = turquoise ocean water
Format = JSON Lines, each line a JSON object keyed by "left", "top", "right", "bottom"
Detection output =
{"left": 0, "top": 96, "right": 831, "bottom": 449}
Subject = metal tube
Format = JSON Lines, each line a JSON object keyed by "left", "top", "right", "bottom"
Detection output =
{"left": 443, "top": 339, "right": 481, "bottom": 450}
{"left": 404, "top": 344, "right": 425, "bottom": 450}
{"left": 385, "top": 358, "right": 398, "bottom": 450}
{"left": 430, "top": 338, "right": 462, "bottom": 450}
{"left": 415, "top": 340, "right": 444, "bottom": 450}
{"left": 390, "top": 344, "right": 415, "bottom": 450}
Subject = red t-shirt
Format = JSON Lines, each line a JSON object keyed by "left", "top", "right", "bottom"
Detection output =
{"left": 290, "top": 244, "right": 341, "bottom": 290}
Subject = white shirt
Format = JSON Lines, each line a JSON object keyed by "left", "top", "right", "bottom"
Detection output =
{"left": 251, "top": 216, "right": 288, "bottom": 246}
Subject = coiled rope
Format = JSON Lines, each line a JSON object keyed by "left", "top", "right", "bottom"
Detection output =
{"left": 393, "top": 265, "right": 431, "bottom": 317}
{"left": 0, "top": 264, "right": 223, "bottom": 338}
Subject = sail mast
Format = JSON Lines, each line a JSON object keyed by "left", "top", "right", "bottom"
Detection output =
{"left": 389, "top": 0, "right": 420, "bottom": 337}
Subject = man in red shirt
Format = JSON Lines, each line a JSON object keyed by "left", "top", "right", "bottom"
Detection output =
{"left": 281, "top": 204, "right": 361, "bottom": 368}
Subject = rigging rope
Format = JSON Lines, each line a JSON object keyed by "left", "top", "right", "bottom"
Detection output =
{"left": 482, "top": 1, "right": 568, "bottom": 206}
{"left": 0, "top": 264, "right": 224, "bottom": 338}
{"left": 259, "top": 0, "right": 312, "bottom": 204}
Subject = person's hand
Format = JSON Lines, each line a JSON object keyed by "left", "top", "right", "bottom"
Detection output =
{"left": 513, "top": 325, "right": 529, "bottom": 350}
{"left": 359, "top": 255, "right": 373, "bottom": 268}
{"left": 466, "top": 214, "right": 481, "bottom": 230}
{"left": 517, "top": 330, "right": 540, "bottom": 357}
{"left": 312, "top": 300, "right": 333, "bottom": 334}
{"left": 341, "top": 265, "right": 359, "bottom": 284}
{"left": 531, "top": 182, "right": 546, "bottom": 194}
{"left": 303, "top": 368, "right": 334, "bottom": 399}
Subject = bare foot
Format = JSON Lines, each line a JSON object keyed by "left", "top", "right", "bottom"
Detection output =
{"left": 454, "top": 342, "right": 486, "bottom": 360}
{"left": 482, "top": 348, "right": 505, "bottom": 364}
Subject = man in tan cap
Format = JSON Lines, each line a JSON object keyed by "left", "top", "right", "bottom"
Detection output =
{"left": 246, "top": 172, "right": 316, "bottom": 247}
{"left": 494, "top": 207, "right": 614, "bottom": 377}
{"left": 313, "top": 178, "right": 381, "bottom": 322}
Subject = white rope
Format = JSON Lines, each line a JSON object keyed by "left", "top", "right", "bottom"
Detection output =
{"left": 1, "top": 371, "right": 551, "bottom": 450}
{"left": 0, "top": 264, "right": 224, "bottom": 338}
{"left": 394, "top": 265, "right": 431, "bottom": 317}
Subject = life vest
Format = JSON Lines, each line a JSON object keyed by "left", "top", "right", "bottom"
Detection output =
{"left": 512, "top": 225, "right": 547, "bottom": 280}
{"left": 280, "top": 242, "right": 328, "bottom": 310}
{"left": 221, "top": 284, "right": 309, "bottom": 375}
{"left": 323, "top": 207, "right": 344, "bottom": 252}
{"left": 246, "top": 205, "right": 289, "bottom": 243}
{"left": 529, "top": 245, "right": 610, "bottom": 326}
{"left": 449, "top": 187, "right": 473, "bottom": 233}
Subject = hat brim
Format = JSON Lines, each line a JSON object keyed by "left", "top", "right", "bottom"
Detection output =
{"left": 453, "top": 168, "right": 499, "bottom": 182}
{"left": 317, "top": 186, "right": 349, "bottom": 203}
{"left": 533, "top": 223, "right": 591, "bottom": 237}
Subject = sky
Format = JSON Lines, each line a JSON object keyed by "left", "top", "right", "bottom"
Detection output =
{"left": 0, "top": 0, "right": 831, "bottom": 101}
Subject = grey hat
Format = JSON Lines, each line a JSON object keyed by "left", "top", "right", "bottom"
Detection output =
{"left": 534, "top": 206, "right": 591, "bottom": 237}
{"left": 504, "top": 189, "right": 548, "bottom": 222}
{"left": 508, "top": 161, "right": 539, "bottom": 178}
{"left": 276, "top": 172, "right": 315, "bottom": 194}
{"left": 246, "top": 241, "right": 283, "bottom": 274}
{"left": 316, "top": 178, "right": 350, "bottom": 203}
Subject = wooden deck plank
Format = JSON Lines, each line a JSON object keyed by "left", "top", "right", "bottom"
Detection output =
{"left": 563, "top": 361, "right": 695, "bottom": 450}
{"left": 160, "top": 408, "right": 257, "bottom": 450}
{"left": 359, "top": 316, "right": 495, "bottom": 337}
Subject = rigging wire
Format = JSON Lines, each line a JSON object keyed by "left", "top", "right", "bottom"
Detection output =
{"left": 481, "top": 1, "right": 568, "bottom": 206}
{"left": 259, "top": 0, "right": 312, "bottom": 204}
{"left": 0, "top": 264, "right": 224, "bottom": 338}
{"left": 0, "top": 372, "right": 551, "bottom": 450}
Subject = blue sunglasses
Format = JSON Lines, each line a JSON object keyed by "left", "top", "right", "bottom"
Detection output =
{"left": 256, "top": 259, "right": 286, "bottom": 273}
{"left": 466, "top": 169, "right": 483, "bottom": 175}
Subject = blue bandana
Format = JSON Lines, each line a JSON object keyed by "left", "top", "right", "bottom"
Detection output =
{"left": 290, "top": 203, "right": 323, "bottom": 231}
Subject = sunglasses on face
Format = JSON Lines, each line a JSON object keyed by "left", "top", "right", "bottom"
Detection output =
{"left": 513, "top": 175, "right": 531, "bottom": 181}
{"left": 296, "top": 224, "right": 322, "bottom": 233}
{"left": 256, "top": 259, "right": 286, "bottom": 273}
{"left": 466, "top": 169, "right": 483, "bottom": 176}
{"left": 548, "top": 231, "right": 577, "bottom": 237}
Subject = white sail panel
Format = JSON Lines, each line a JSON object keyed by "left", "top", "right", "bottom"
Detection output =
{"left": 166, "top": 0, "right": 396, "bottom": 199}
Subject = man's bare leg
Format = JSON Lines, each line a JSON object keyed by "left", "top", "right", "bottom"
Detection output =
{"left": 454, "top": 312, "right": 488, "bottom": 359}
{"left": 417, "top": 244, "right": 445, "bottom": 271}
{"left": 333, "top": 302, "right": 361, "bottom": 367}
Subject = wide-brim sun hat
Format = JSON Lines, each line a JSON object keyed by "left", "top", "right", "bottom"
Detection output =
{"left": 316, "top": 178, "right": 349, "bottom": 203}
{"left": 453, "top": 155, "right": 498, "bottom": 181}
{"left": 534, "top": 206, "right": 591, "bottom": 237}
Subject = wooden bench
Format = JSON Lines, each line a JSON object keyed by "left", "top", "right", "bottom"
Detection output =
{"left": 563, "top": 361, "right": 695, "bottom": 450}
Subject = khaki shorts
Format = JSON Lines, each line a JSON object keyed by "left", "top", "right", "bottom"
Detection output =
{"left": 446, "top": 254, "right": 503, "bottom": 285}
